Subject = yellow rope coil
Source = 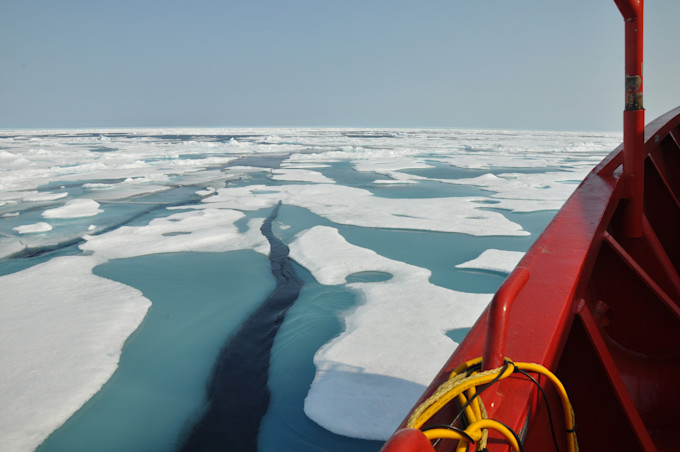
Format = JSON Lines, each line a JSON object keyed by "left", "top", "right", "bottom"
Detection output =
{"left": 407, "top": 361, "right": 514, "bottom": 430}
{"left": 408, "top": 357, "right": 578, "bottom": 452}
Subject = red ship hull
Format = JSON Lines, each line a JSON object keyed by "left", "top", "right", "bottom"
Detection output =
{"left": 381, "top": 1, "right": 678, "bottom": 450}
{"left": 381, "top": 109, "right": 680, "bottom": 452}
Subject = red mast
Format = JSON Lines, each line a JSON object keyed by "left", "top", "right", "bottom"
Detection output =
{"left": 614, "top": 0, "right": 645, "bottom": 237}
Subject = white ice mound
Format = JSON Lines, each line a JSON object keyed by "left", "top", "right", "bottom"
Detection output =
{"left": 42, "top": 198, "right": 103, "bottom": 219}
{"left": 289, "top": 226, "right": 492, "bottom": 440}
{"left": 80, "top": 208, "right": 269, "bottom": 259}
{"left": 0, "top": 255, "right": 151, "bottom": 452}
{"left": 455, "top": 249, "right": 525, "bottom": 274}
{"left": 13, "top": 222, "right": 53, "bottom": 234}
{"left": 445, "top": 171, "right": 587, "bottom": 212}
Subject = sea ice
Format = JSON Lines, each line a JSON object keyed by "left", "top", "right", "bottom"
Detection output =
{"left": 440, "top": 170, "right": 591, "bottom": 212}
{"left": 290, "top": 226, "right": 492, "bottom": 440}
{"left": 0, "top": 127, "right": 622, "bottom": 449}
{"left": 23, "top": 192, "right": 69, "bottom": 202}
{"left": 455, "top": 249, "right": 526, "bottom": 274}
{"left": 0, "top": 237, "right": 26, "bottom": 259}
{"left": 12, "top": 222, "right": 53, "bottom": 234}
{"left": 80, "top": 208, "right": 270, "bottom": 259}
{"left": 202, "top": 183, "right": 529, "bottom": 236}
{"left": 42, "top": 199, "right": 103, "bottom": 219}
{"left": 271, "top": 168, "right": 334, "bottom": 183}
{"left": 0, "top": 255, "right": 151, "bottom": 452}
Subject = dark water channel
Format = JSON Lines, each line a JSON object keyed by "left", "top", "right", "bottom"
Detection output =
{"left": 179, "top": 201, "right": 303, "bottom": 451}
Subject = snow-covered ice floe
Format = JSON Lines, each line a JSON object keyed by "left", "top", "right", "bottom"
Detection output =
{"left": 12, "top": 222, "right": 53, "bottom": 234}
{"left": 290, "top": 226, "right": 492, "bottom": 440}
{"left": 0, "top": 256, "right": 151, "bottom": 452}
{"left": 80, "top": 208, "right": 269, "bottom": 260}
{"left": 202, "top": 183, "right": 530, "bottom": 236}
{"left": 42, "top": 199, "right": 103, "bottom": 219}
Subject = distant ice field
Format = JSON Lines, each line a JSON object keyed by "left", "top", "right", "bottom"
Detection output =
{"left": 0, "top": 128, "right": 620, "bottom": 452}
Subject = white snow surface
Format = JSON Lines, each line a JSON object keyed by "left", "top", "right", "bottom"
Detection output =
{"left": 290, "top": 226, "right": 492, "bottom": 440}
{"left": 0, "top": 237, "right": 26, "bottom": 259}
{"left": 455, "top": 249, "right": 526, "bottom": 274}
{"left": 0, "top": 255, "right": 151, "bottom": 452}
{"left": 42, "top": 199, "right": 103, "bottom": 219}
{"left": 23, "top": 192, "right": 69, "bottom": 202}
{"left": 80, "top": 208, "right": 269, "bottom": 259}
{"left": 13, "top": 222, "right": 53, "bottom": 234}
{"left": 442, "top": 170, "right": 591, "bottom": 212}
{"left": 271, "top": 168, "right": 334, "bottom": 183}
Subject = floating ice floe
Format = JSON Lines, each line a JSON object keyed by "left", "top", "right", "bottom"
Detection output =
{"left": 12, "top": 222, "right": 52, "bottom": 234}
{"left": 271, "top": 168, "right": 334, "bottom": 183}
{"left": 0, "top": 255, "right": 151, "bottom": 452}
{"left": 440, "top": 170, "right": 591, "bottom": 212}
{"left": 82, "top": 181, "right": 171, "bottom": 202}
{"left": 42, "top": 199, "right": 103, "bottom": 219}
{"left": 290, "top": 226, "right": 493, "bottom": 440}
{"left": 80, "top": 208, "right": 269, "bottom": 259}
{"left": 23, "top": 191, "right": 69, "bottom": 202}
{"left": 196, "top": 187, "right": 217, "bottom": 197}
{"left": 455, "top": 249, "right": 526, "bottom": 274}
{"left": 202, "top": 183, "right": 529, "bottom": 236}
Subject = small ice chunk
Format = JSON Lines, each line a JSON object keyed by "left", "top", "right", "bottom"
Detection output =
{"left": 196, "top": 187, "right": 217, "bottom": 197}
{"left": 42, "top": 199, "right": 103, "bottom": 219}
{"left": 12, "top": 222, "right": 53, "bottom": 234}
{"left": 271, "top": 168, "right": 334, "bottom": 183}
{"left": 24, "top": 191, "right": 69, "bottom": 202}
{"left": 455, "top": 249, "right": 525, "bottom": 274}
{"left": 82, "top": 183, "right": 114, "bottom": 190}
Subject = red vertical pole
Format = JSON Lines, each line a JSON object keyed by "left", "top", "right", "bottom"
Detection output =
{"left": 614, "top": 0, "right": 645, "bottom": 238}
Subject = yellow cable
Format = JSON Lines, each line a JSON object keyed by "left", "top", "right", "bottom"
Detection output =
{"left": 422, "top": 428, "right": 466, "bottom": 442}
{"left": 449, "top": 356, "right": 483, "bottom": 379}
{"left": 515, "top": 362, "right": 578, "bottom": 452}
{"left": 421, "top": 429, "right": 469, "bottom": 452}
{"left": 467, "top": 387, "right": 482, "bottom": 422}
{"left": 455, "top": 392, "right": 478, "bottom": 425}
{"left": 423, "top": 419, "right": 520, "bottom": 452}
{"left": 465, "top": 419, "right": 521, "bottom": 452}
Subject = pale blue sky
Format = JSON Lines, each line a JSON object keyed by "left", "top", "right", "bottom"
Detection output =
{"left": 2, "top": 0, "right": 679, "bottom": 131}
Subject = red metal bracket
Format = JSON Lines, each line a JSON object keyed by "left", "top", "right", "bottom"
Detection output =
{"left": 482, "top": 266, "right": 530, "bottom": 371}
